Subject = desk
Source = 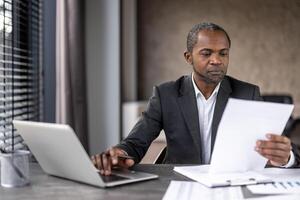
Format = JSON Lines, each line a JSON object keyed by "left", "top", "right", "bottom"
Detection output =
{"left": 0, "top": 163, "right": 265, "bottom": 200}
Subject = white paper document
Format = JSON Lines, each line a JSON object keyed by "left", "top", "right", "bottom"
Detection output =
{"left": 174, "top": 165, "right": 272, "bottom": 187}
{"left": 247, "top": 168, "right": 300, "bottom": 194}
{"left": 249, "top": 195, "right": 300, "bottom": 200}
{"left": 210, "top": 98, "right": 294, "bottom": 173}
{"left": 248, "top": 181, "right": 300, "bottom": 194}
{"left": 162, "top": 181, "right": 244, "bottom": 200}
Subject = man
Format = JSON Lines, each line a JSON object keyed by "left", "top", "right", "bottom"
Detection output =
{"left": 92, "top": 22, "right": 299, "bottom": 175}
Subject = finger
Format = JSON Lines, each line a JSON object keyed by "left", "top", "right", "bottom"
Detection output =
{"left": 264, "top": 155, "right": 289, "bottom": 166}
{"left": 118, "top": 158, "right": 135, "bottom": 168}
{"left": 258, "top": 151, "right": 288, "bottom": 166}
{"left": 108, "top": 148, "right": 115, "bottom": 157}
{"left": 91, "top": 155, "right": 96, "bottom": 166}
{"left": 266, "top": 134, "right": 291, "bottom": 144}
{"left": 105, "top": 153, "right": 112, "bottom": 176}
{"left": 256, "top": 147, "right": 290, "bottom": 166}
{"left": 101, "top": 153, "right": 112, "bottom": 175}
{"left": 95, "top": 154, "right": 103, "bottom": 173}
{"left": 256, "top": 140, "right": 291, "bottom": 151}
{"left": 125, "top": 158, "right": 135, "bottom": 167}
{"left": 109, "top": 148, "right": 118, "bottom": 165}
{"left": 256, "top": 148, "right": 289, "bottom": 159}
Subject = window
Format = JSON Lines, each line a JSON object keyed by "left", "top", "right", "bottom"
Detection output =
{"left": 0, "top": 0, "right": 42, "bottom": 152}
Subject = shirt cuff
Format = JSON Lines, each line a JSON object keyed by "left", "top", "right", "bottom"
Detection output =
{"left": 281, "top": 150, "right": 295, "bottom": 168}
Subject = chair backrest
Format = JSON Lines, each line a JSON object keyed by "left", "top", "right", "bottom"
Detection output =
{"left": 262, "top": 94, "right": 294, "bottom": 135}
{"left": 262, "top": 95, "right": 293, "bottom": 104}
{"left": 288, "top": 119, "right": 300, "bottom": 146}
{"left": 154, "top": 146, "right": 167, "bottom": 164}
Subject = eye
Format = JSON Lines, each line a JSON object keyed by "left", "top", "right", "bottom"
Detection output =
{"left": 219, "top": 51, "right": 229, "bottom": 57}
{"left": 200, "top": 50, "right": 211, "bottom": 57}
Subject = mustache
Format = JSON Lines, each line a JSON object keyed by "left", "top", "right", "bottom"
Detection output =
{"left": 207, "top": 70, "right": 225, "bottom": 74}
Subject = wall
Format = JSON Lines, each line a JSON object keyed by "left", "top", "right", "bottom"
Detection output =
{"left": 137, "top": 0, "right": 300, "bottom": 116}
{"left": 122, "top": 0, "right": 138, "bottom": 102}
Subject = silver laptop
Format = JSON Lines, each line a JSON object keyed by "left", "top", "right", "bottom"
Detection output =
{"left": 13, "top": 120, "right": 158, "bottom": 187}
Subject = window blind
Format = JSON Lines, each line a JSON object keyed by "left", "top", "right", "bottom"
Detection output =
{"left": 0, "top": 0, "right": 42, "bottom": 152}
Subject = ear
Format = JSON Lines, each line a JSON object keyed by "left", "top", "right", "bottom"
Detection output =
{"left": 184, "top": 51, "right": 193, "bottom": 65}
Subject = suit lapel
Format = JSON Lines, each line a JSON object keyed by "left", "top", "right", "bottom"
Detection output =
{"left": 177, "top": 76, "right": 201, "bottom": 162}
{"left": 211, "top": 76, "right": 232, "bottom": 153}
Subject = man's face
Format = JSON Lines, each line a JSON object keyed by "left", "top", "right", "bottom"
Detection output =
{"left": 184, "top": 30, "right": 230, "bottom": 85}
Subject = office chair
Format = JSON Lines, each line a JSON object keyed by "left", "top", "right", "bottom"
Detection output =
{"left": 154, "top": 147, "right": 167, "bottom": 164}
{"left": 288, "top": 119, "right": 300, "bottom": 146}
{"left": 262, "top": 95, "right": 293, "bottom": 104}
{"left": 262, "top": 94, "right": 294, "bottom": 135}
{"left": 262, "top": 94, "right": 300, "bottom": 146}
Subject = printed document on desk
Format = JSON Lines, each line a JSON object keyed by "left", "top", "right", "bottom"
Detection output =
{"left": 162, "top": 180, "right": 243, "bottom": 200}
{"left": 210, "top": 98, "right": 294, "bottom": 173}
{"left": 247, "top": 168, "right": 300, "bottom": 194}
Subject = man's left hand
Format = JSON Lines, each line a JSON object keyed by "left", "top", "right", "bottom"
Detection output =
{"left": 255, "top": 134, "right": 292, "bottom": 167}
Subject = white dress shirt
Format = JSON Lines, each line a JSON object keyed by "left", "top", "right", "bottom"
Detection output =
{"left": 282, "top": 149, "right": 295, "bottom": 168}
{"left": 192, "top": 73, "right": 220, "bottom": 164}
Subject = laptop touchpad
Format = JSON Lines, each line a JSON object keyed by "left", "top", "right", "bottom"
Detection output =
{"left": 99, "top": 173, "right": 130, "bottom": 183}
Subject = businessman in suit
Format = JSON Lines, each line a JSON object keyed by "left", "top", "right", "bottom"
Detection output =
{"left": 92, "top": 22, "right": 299, "bottom": 175}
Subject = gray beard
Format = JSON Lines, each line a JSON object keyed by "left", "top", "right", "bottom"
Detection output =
{"left": 193, "top": 67, "right": 226, "bottom": 85}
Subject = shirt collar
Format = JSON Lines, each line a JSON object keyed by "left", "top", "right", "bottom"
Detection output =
{"left": 192, "top": 73, "right": 221, "bottom": 100}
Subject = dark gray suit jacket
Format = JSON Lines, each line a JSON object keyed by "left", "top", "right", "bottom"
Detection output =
{"left": 117, "top": 75, "right": 300, "bottom": 166}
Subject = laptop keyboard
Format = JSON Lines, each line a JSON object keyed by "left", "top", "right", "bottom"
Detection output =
{"left": 99, "top": 173, "right": 130, "bottom": 183}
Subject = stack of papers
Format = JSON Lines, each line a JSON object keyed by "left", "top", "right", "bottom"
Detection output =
{"left": 162, "top": 181, "right": 244, "bottom": 200}
{"left": 165, "top": 168, "right": 300, "bottom": 199}
{"left": 247, "top": 181, "right": 300, "bottom": 194}
{"left": 247, "top": 168, "right": 300, "bottom": 194}
{"left": 163, "top": 180, "right": 300, "bottom": 200}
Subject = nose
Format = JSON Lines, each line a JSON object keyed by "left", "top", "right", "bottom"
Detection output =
{"left": 209, "top": 54, "right": 222, "bottom": 65}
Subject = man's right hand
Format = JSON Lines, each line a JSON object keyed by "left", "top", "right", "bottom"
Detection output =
{"left": 91, "top": 147, "right": 135, "bottom": 176}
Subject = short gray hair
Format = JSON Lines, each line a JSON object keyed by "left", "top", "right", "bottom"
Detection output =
{"left": 186, "top": 22, "right": 231, "bottom": 52}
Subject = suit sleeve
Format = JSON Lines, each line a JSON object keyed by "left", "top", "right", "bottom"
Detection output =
{"left": 115, "top": 86, "right": 163, "bottom": 163}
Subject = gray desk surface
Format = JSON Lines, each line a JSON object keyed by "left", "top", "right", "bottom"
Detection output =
{"left": 0, "top": 162, "right": 264, "bottom": 200}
